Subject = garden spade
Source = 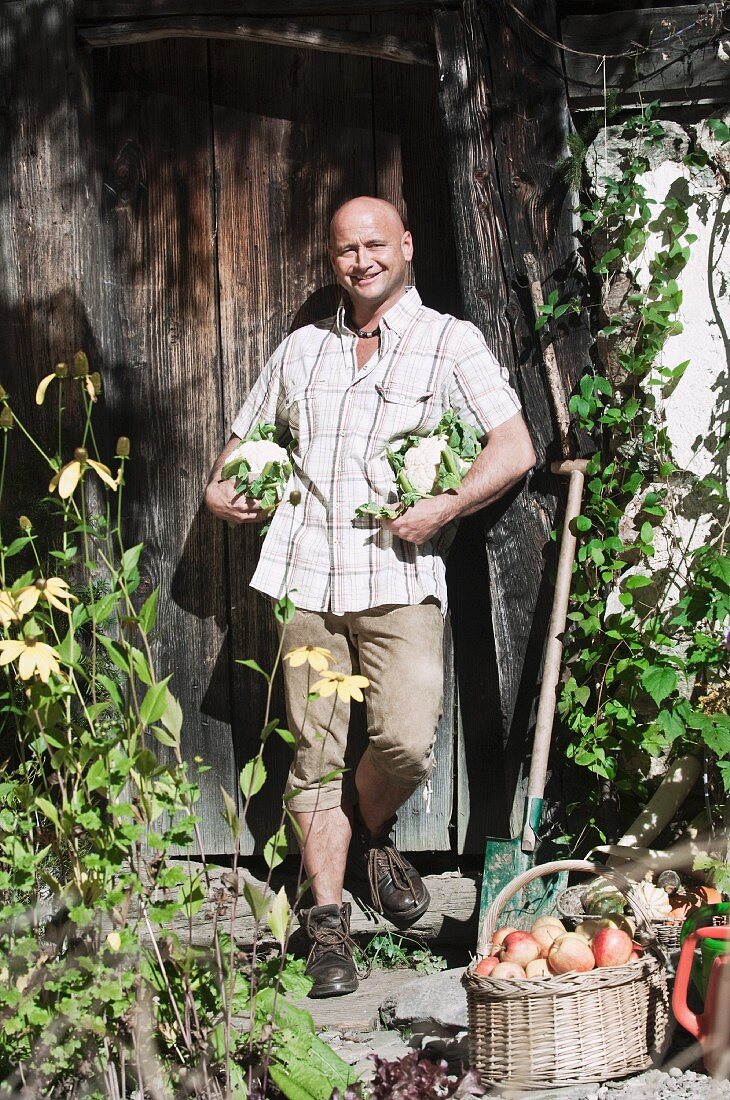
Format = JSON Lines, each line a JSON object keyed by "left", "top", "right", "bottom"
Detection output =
{"left": 478, "top": 253, "right": 588, "bottom": 927}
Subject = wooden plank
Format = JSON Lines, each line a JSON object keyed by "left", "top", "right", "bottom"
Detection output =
{"left": 478, "top": 0, "right": 592, "bottom": 846}
{"left": 76, "top": 0, "right": 457, "bottom": 20}
{"left": 79, "top": 16, "right": 436, "bottom": 66}
{"left": 432, "top": 2, "right": 532, "bottom": 851}
{"left": 210, "top": 22, "right": 378, "bottom": 854}
{"left": 104, "top": 864, "right": 479, "bottom": 945}
{"left": 370, "top": 10, "right": 459, "bottom": 852}
{"left": 433, "top": 1, "right": 591, "bottom": 852}
{"left": 562, "top": 6, "right": 730, "bottom": 106}
{"left": 0, "top": 0, "right": 99, "bottom": 509}
{"left": 90, "top": 40, "right": 235, "bottom": 853}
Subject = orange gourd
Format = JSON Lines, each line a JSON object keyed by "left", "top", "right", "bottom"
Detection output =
{"left": 667, "top": 884, "right": 722, "bottom": 919}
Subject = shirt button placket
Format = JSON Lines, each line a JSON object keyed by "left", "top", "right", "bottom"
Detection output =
{"left": 330, "top": 386, "right": 353, "bottom": 614}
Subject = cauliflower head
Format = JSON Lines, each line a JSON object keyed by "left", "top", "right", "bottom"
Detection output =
{"left": 229, "top": 439, "right": 289, "bottom": 485}
{"left": 402, "top": 434, "right": 448, "bottom": 495}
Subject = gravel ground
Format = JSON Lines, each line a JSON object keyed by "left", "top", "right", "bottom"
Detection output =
{"left": 323, "top": 1028, "right": 730, "bottom": 1099}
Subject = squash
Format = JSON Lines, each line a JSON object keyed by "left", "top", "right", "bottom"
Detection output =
{"left": 667, "top": 883, "right": 722, "bottom": 919}
{"left": 582, "top": 880, "right": 626, "bottom": 916}
{"left": 634, "top": 880, "right": 672, "bottom": 920}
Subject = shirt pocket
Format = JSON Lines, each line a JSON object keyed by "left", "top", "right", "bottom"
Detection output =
{"left": 284, "top": 387, "right": 306, "bottom": 437}
{"left": 375, "top": 383, "right": 436, "bottom": 441}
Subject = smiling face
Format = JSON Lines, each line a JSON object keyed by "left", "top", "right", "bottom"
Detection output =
{"left": 328, "top": 198, "right": 413, "bottom": 322}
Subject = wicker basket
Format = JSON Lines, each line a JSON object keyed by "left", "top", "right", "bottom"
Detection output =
{"left": 463, "top": 859, "right": 669, "bottom": 1091}
{"left": 557, "top": 882, "right": 684, "bottom": 950}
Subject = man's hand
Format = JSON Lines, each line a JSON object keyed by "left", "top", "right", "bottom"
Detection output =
{"left": 383, "top": 494, "right": 456, "bottom": 545}
{"left": 204, "top": 435, "right": 269, "bottom": 525}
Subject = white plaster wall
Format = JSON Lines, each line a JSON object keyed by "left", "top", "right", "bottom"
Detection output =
{"left": 587, "top": 117, "right": 729, "bottom": 483}
{"left": 585, "top": 115, "right": 729, "bottom": 620}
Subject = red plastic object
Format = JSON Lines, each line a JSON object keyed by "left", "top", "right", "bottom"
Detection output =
{"left": 672, "top": 925, "right": 730, "bottom": 1077}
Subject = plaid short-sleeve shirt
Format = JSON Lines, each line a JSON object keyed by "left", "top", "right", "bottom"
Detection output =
{"left": 230, "top": 287, "right": 521, "bottom": 614}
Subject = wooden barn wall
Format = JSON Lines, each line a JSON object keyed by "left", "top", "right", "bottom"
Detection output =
{"left": 434, "top": 0, "right": 591, "bottom": 851}
{"left": 0, "top": 0, "right": 589, "bottom": 858}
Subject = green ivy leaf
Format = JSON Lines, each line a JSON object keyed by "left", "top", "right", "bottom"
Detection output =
{"left": 641, "top": 666, "right": 677, "bottom": 706}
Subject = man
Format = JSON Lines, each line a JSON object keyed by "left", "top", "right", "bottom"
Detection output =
{"left": 205, "top": 196, "right": 535, "bottom": 997}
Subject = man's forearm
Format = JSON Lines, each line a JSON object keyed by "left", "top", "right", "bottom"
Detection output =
{"left": 446, "top": 418, "right": 536, "bottom": 521}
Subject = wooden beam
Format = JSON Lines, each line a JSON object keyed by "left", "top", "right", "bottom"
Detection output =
{"left": 76, "top": 0, "right": 458, "bottom": 21}
{"left": 104, "top": 865, "right": 480, "bottom": 946}
{"left": 562, "top": 5, "right": 730, "bottom": 107}
{"left": 78, "top": 15, "right": 436, "bottom": 66}
{"left": 434, "top": 0, "right": 593, "bottom": 853}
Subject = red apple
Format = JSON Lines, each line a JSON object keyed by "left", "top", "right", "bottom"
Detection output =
{"left": 489, "top": 926, "right": 517, "bottom": 956}
{"left": 501, "top": 931, "right": 541, "bottom": 968}
{"left": 592, "top": 926, "right": 633, "bottom": 968}
{"left": 474, "top": 956, "right": 499, "bottom": 977}
{"left": 532, "top": 923, "right": 564, "bottom": 957}
{"left": 547, "top": 932, "right": 595, "bottom": 974}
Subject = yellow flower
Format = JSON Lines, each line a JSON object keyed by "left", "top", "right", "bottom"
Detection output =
{"left": 0, "top": 591, "right": 23, "bottom": 627}
{"left": 284, "top": 645, "right": 335, "bottom": 673}
{"left": 35, "top": 362, "right": 68, "bottom": 405}
{"left": 0, "top": 636, "right": 61, "bottom": 682}
{"left": 16, "top": 577, "right": 77, "bottom": 615}
{"left": 310, "top": 670, "right": 370, "bottom": 702}
{"left": 49, "top": 447, "right": 118, "bottom": 499}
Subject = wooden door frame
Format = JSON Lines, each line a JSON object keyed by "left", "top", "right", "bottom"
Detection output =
{"left": 75, "top": 0, "right": 588, "bottom": 853}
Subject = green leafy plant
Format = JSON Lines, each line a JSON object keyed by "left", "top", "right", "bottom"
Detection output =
{"left": 0, "top": 360, "right": 359, "bottom": 1098}
{"left": 533, "top": 289, "right": 581, "bottom": 332}
{"left": 358, "top": 930, "right": 446, "bottom": 976}
{"left": 554, "top": 102, "right": 730, "bottom": 858}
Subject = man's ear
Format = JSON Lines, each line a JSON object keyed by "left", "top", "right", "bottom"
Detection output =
{"left": 402, "top": 231, "right": 414, "bottom": 262}
{"left": 327, "top": 245, "right": 337, "bottom": 274}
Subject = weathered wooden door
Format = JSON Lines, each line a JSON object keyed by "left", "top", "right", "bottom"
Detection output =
{"left": 90, "top": 16, "right": 464, "bottom": 854}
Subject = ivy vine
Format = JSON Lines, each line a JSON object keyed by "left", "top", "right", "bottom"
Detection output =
{"left": 552, "top": 102, "right": 730, "bottom": 856}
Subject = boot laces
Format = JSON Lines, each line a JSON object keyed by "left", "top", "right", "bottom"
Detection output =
{"left": 305, "top": 913, "right": 370, "bottom": 978}
{"left": 367, "top": 841, "right": 415, "bottom": 909}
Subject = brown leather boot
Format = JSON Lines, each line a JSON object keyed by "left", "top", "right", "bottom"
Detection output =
{"left": 348, "top": 816, "right": 430, "bottom": 929}
{"left": 299, "top": 902, "right": 359, "bottom": 998}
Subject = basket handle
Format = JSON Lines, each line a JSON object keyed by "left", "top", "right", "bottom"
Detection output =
{"left": 476, "top": 858, "right": 660, "bottom": 958}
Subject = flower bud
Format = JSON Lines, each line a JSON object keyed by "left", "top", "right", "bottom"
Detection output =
{"left": 289, "top": 490, "right": 302, "bottom": 506}
{"left": 54, "top": 362, "right": 68, "bottom": 379}
{"left": 72, "top": 351, "right": 89, "bottom": 378}
{"left": 89, "top": 371, "right": 102, "bottom": 395}
{"left": 0, "top": 385, "right": 7, "bottom": 400}
{"left": 0, "top": 407, "right": 13, "bottom": 430}
{"left": 115, "top": 436, "right": 131, "bottom": 458}
{"left": 74, "top": 447, "right": 89, "bottom": 462}
{"left": 18, "top": 516, "right": 32, "bottom": 532}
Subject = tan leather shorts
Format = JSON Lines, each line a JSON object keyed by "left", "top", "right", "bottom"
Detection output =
{"left": 276, "top": 601, "right": 444, "bottom": 812}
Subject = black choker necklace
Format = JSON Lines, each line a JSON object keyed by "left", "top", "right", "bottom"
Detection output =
{"left": 346, "top": 314, "right": 380, "bottom": 339}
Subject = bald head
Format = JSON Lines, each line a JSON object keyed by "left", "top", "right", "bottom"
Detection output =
{"left": 329, "top": 197, "right": 406, "bottom": 246}
{"left": 328, "top": 196, "right": 413, "bottom": 321}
